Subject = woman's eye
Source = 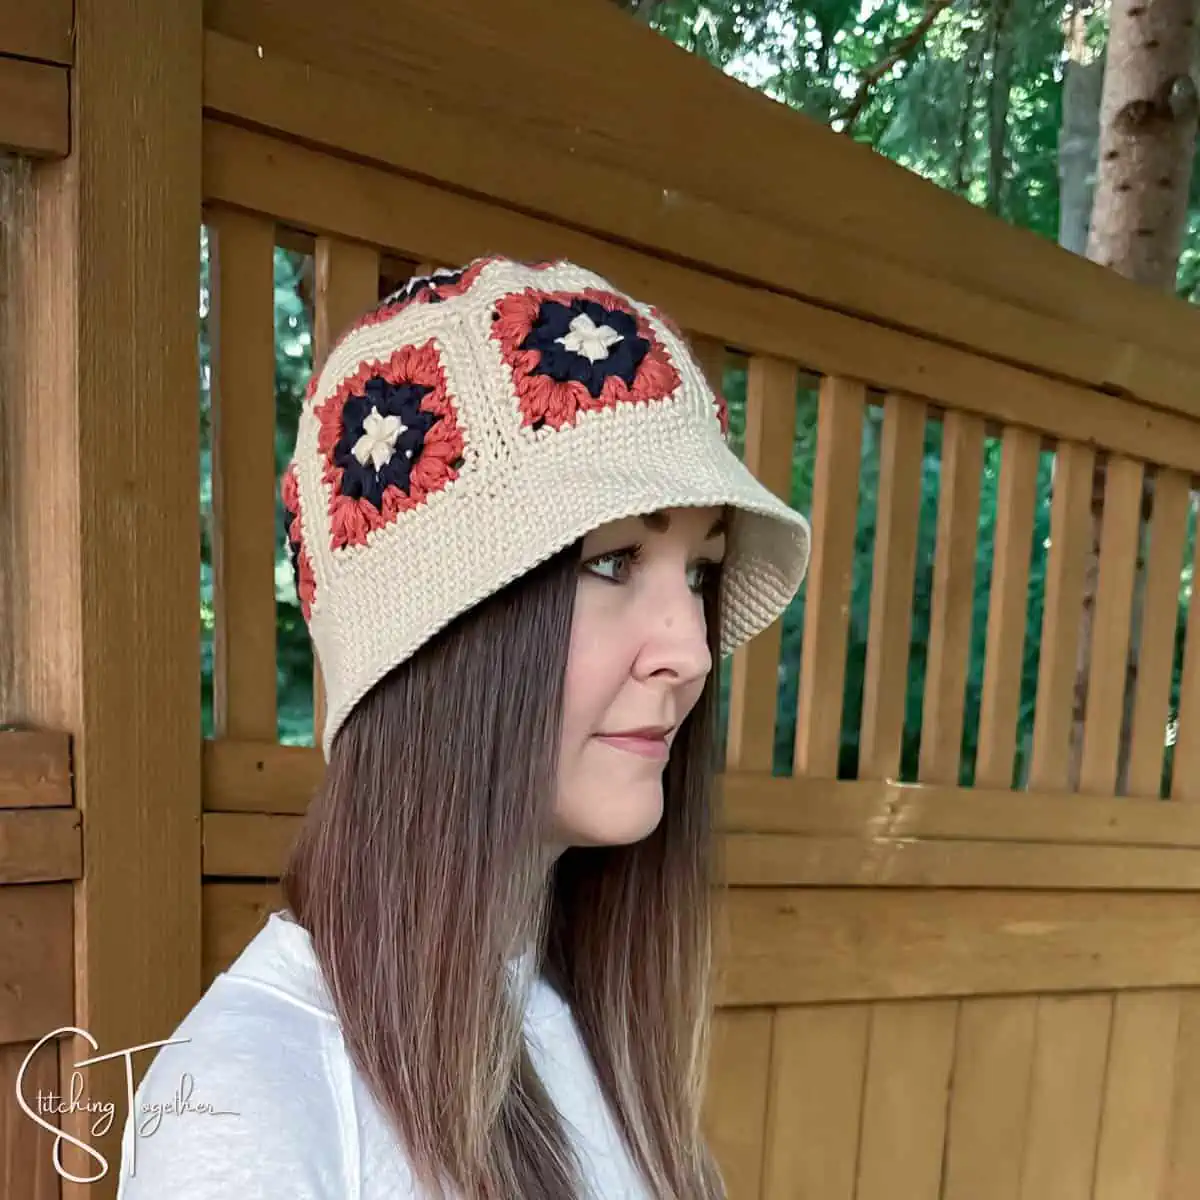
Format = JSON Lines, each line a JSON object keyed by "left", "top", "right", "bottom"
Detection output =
{"left": 584, "top": 550, "right": 634, "bottom": 584}
{"left": 687, "top": 561, "right": 720, "bottom": 594}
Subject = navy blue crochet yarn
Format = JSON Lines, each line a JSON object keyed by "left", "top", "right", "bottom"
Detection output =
{"left": 520, "top": 298, "right": 649, "bottom": 399}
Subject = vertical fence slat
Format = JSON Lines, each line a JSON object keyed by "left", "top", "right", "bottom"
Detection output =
{"left": 941, "top": 997, "right": 1037, "bottom": 1200}
{"left": 209, "top": 207, "right": 279, "bottom": 741}
{"left": 1079, "top": 455, "right": 1145, "bottom": 796}
{"left": 312, "top": 236, "right": 381, "bottom": 745}
{"left": 703, "top": 1009, "right": 773, "bottom": 1200}
{"left": 974, "top": 425, "right": 1040, "bottom": 789}
{"left": 794, "top": 376, "right": 866, "bottom": 779}
{"left": 688, "top": 334, "right": 727, "bottom": 399}
{"left": 762, "top": 1004, "right": 870, "bottom": 1200}
{"left": 726, "top": 355, "right": 797, "bottom": 772}
{"left": 859, "top": 393, "right": 925, "bottom": 780}
{"left": 919, "top": 411, "right": 985, "bottom": 785}
{"left": 1173, "top": 514, "right": 1200, "bottom": 799}
{"left": 1127, "top": 469, "right": 1191, "bottom": 797}
{"left": 1028, "top": 440, "right": 1096, "bottom": 792}
{"left": 1018, "top": 995, "right": 1111, "bottom": 1200}
{"left": 855, "top": 1000, "right": 957, "bottom": 1200}
{"left": 1092, "top": 991, "right": 1180, "bottom": 1200}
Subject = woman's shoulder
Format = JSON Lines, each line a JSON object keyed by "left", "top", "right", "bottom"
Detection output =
{"left": 115, "top": 933, "right": 358, "bottom": 1198}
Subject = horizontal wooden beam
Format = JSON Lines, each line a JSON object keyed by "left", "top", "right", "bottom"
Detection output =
{"left": 201, "top": 8, "right": 1200, "bottom": 394}
{"left": 719, "top": 888, "right": 1200, "bottom": 1005}
{"left": 719, "top": 775, "right": 1200, "bottom": 850}
{"left": 202, "top": 737, "right": 322, "bottom": 813}
{"left": 203, "top": 811, "right": 300, "bottom": 875}
{"left": 200, "top": 119, "right": 1200, "bottom": 477}
{"left": 723, "top": 834, "right": 1200, "bottom": 890}
{"left": 0, "top": 809, "right": 82, "bottom": 883}
{"left": 201, "top": 808, "right": 1200, "bottom": 892}
{"left": 199, "top": 31, "right": 1193, "bottom": 416}
{"left": 0, "top": 2, "right": 73, "bottom": 65}
{"left": 202, "top": 880, "right": 1200, "bottom": 1004}
{"left": 0, "top": 730, "right": 72, "bottom": 808}
{"left": 0, "top": 57, "right": 69, "bottom": 157}
{"left": 205, "top": 740, "right": 1200, "bottom": 853}
{"left": 202, "top": 881, "right": 283, "bottom": 987}
{"left": 0, "top": 884, "right": 73, "bottom": 1042}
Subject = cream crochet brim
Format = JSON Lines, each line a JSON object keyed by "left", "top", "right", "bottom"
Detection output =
{"left": 284, "top": 258, "right": 812, "bottom": 760}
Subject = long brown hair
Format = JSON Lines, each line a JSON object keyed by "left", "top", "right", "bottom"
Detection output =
{"left": 281, "top": 535, "right": 728, "bottom": 1199}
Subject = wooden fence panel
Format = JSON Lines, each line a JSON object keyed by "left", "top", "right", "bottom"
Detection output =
{"left": 1028, "top": 440, "right": 1096, "bottom": 792}
{"left": 726, "top": 356, "right": 798, "bottom": 772}
{"left": 794, "top": 377, "right": 865, "bottom": 778}
{"left": 859, "top": 393, "right": 925, "bottom": 781}
{"left": 919, "top": 411, "right": 985, "bottom": 785}
{"left": 1127, "top": 469, "right": 1191, "bottom": 798}
{"left": 310, "top": 236, "right": 382, "bottom": 741}
{"left": 209, "top": 207, "right": 279, "bottom": 741}
{"left": 1080, "top": 456, "right": 1145, "bottom": 796}
{"left": 975, "top": 426, "right": 1040, "bottom": 790}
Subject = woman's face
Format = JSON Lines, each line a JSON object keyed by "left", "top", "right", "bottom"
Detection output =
{"left": 550, "top": 505, "right": 727, "bottom": 849}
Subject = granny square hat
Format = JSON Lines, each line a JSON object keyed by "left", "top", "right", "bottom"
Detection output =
{"left": 281, "top": 255, "right": 812, "bottom": 759}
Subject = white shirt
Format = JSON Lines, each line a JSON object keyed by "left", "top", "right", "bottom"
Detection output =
{"left": 115, "top": 911, "right": 652, "bottom": 1199}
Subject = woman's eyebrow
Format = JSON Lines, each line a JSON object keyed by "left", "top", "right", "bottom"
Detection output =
{"left": 637, "top": 512, "right": 729, "bottom": 538}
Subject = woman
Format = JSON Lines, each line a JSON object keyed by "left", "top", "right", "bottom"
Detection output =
{"left": 117, "top": 256, "right": 810, "bottom": 1199}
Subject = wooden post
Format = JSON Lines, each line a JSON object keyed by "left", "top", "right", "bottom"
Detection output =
{"left": 0, "top": 0, "right": 203, "bottom": 1194}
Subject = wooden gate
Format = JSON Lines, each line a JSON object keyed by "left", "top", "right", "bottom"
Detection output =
{"left": 5, "top": 1, "right": 1200, "bottom": 1197}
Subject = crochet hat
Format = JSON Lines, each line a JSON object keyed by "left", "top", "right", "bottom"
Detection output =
{"left": 281, "top": 255, "right": 812, "bottom": 759}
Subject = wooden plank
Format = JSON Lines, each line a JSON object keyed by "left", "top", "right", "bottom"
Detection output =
{"left": 721, "top": 833, "right": 1200, "bottom": 890}
{"left": 1173, "top": 514, "right": 1200, "bottom": 799}
{"left": 203, "top": 811, "right": 302, "bottom": 877}
{"left": 726, "top": 356, "right": 797, "bottom": 771}
{"left": 702, "top": 1008, "right": 773, "bottom": 1200}
{"left": 794, "top": 377, "right": 865, "bottom": 777}
{"left": 688, "top": 335, "right": 727, "bottom": 399}
{"left": 1028, "top": 441, "right": 1096, "bottom": 792}
{"left": 199, "top": 22, "right": 1200, "bottom": 409}
{"left": 717, "top": 774, "right": 1200, "bottom": 849}
{"left": 859, "top": 393, "right": 925, "bottom": 780}
{"left": 1079, "top": 456, "right": 1145, "bottom": 795}
{"left": 0, "top": 884, "right": 73, "bottom": 1042}
{"left": 208, "top": 208, "right": 279, "bottom": 741}
{"left": 312, "top": 237, "right": 381, "bottom": 746}
{"left": 0, "top": 1039, "right": 61, "bottom": 1200}
{"left": 0, "top": 809, "right": 82, "bottom": 882}
{"left": 202, "top": 881, "right": 284, "bottom": 987}
{"left": 919, "top": 412, "right": 985, "bottom": 784}
{"left": 202, "top": 737, "right": 324, "bottom": 813}
{"left": 0, "top": 730, "right": 71, "bottom": 808}
{"left": 975, "top": 426, "right": 1040, "bottom": 789}
{"left": 0, "top": 59, "right": 68, "bottom": 158}
{"left": 200, "top": 120, "right": 1200, "bottom": 477}
{"left": 1163, "top": 991, "right": 1200, "bottom": 1200}
{"left": 0, "top": 0, "right": 204, "bottom": 1178}
{"left": 855, "top": 999, "right": 956, "bottom": 1200}
{"left": 761, "top": 1004, "right": 869, "bottom": 1200}
{"left": 0, "top": 2, "right": 73, "bottom": 63}
{"left": 941, "top": 997, "right": 1037, "bottom": 1200}
{"left": 1127, "top": 469, "right": 1192, "bottom": 797}
{"left": 718, "top": 889, "right": 1200, "bottom": 1006}
{"left": 1093, "top": 991, "right": 1181, "bottom": 1200}
{"left": 1018, "top": 994, "right": 1111, "bottom": 1200}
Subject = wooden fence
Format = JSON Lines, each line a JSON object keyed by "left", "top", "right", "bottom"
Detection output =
{"left": 6, "top": 0, "right": 1200, "bottom": 1197}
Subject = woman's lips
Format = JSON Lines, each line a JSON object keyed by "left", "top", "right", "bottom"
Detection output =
{"left": 594, "top": 733, "right": 670, "bottom": 761}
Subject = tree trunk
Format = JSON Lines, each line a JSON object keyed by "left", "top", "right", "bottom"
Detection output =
{"left": 986, "top": 0, "right": 1016, "bottom": 213}
{"left": 1069, "top": 0, "right": 1200, "bottom": 793}
{"left": 1058, "top": 1, "right": 1105, "bottom": 253}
